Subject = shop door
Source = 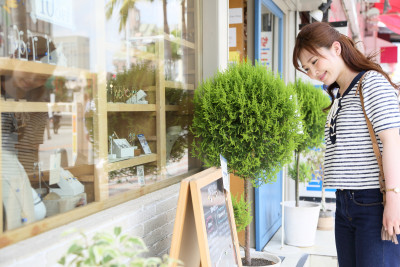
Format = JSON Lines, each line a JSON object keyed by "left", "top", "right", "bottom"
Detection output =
{"left": 254, "top": 0, "right": 284, "bottom": 251}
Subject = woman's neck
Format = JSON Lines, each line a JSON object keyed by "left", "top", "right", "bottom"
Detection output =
{"left": 337, "top": 68, "right": 359, "bottom": 96}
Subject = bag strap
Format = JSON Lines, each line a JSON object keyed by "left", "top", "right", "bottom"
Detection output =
{"left": 355, "top": 72, "right": 386, "bottom": 203}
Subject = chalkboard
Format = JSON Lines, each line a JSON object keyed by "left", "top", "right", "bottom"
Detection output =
{"left": 200, "top": 178, "right": 238, "bottom": 266}
{"left": 169, "top": 168, "right": 242, "bottom": 267}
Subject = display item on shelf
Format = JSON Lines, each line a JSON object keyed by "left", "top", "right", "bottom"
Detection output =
{"left": 49, "top": 169, "right": 84, "bottom": 197}
{"left": 126, "top": 89, "right": 148, "bottom": 104}
{"left": 112, "top": 139, "right": 136, "bottom": 158}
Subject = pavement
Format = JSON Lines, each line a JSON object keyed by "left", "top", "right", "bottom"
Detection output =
{"left": 263, "top": 227, "right": 338, "bottom": 267}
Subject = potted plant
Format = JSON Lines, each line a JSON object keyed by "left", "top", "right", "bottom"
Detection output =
{"left": 191, "top": 61, "right": 302, "bottom": 265}
{"left": 232, "top": 193, "right": 281, "bottom": 266}
{"left": 308, "top": 145, "right": 335, "bottom": 230}
{"left": 58, "top": 226, "right": 181, "bottom": 267}
{"left": 285, "top": 79, "right": 330, "bottom": 247}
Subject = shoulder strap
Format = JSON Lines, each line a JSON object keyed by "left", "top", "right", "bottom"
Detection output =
{"left": 355, "top": 72, "right": 386, "bottom": 201}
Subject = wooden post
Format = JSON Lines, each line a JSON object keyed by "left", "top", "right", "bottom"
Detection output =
{"left": 156, "top": 40, "right": 167, "bottom": 178}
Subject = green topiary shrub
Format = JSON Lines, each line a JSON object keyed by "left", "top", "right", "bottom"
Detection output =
{"left": 288, "top": 79, "right": 330, "bottom": 206}
{"left": 191, "top": 61, "right": 302, "bottom": 185}
{"left": 191, "top": 60, "right": 302, "bottom": 264}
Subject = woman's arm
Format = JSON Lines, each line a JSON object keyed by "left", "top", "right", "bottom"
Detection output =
{"left": 379, "top": 128, "right": 400, "bottom": 236}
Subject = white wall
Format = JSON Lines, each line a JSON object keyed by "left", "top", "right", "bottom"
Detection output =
{"left": 202, "top": 0, "right": 229, "bottom": 80}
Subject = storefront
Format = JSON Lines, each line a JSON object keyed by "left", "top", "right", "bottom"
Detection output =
{"left": 0, "top": 0, "right": 211, "bottom": 265}
{"left": 0, "top": 0, "right": 304, "bottom": 264}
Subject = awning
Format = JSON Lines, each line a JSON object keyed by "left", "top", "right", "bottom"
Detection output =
{"left": 374, "top": 0, "right": 400, "bottom": 35}
{"left": 364, "top": 36, "right": 398, "bottom": 63}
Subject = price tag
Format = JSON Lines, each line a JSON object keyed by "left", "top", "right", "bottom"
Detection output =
{"left": 220, "top": 154, "right": 229, "bottom": 192}
{"left": 137, "top": 134, "right": 151, "bottom": 154}
{"left": 49, "top": 153, "right": 61, "bottom": 185}
{"left": 137, "top": 165, "right": 145, "bottom": 186}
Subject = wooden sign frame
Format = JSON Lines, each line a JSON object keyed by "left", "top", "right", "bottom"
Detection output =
{"left": 170, "top": 168, "right": 242, "bottom": 267}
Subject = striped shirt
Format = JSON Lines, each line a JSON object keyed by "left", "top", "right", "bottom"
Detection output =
{"left": 324, "top": 70, "right": 400, "bottom": 189}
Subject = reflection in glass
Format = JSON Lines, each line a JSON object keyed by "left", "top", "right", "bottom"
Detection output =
{"left": 0, "top": 0, "right": 199, "bottom": 232}
{"left": 1, "top": 0, "right": 95, "bottom": 231}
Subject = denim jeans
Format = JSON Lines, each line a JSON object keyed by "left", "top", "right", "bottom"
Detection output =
{"left": 335, "top": 189, "right": 400, "bottom": 267}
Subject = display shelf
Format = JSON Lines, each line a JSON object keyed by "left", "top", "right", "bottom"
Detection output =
{"left": 107, "top": 103, "right": 156, "bottom": 112}
{"left": 0, "top": 100, "right": 73, "bottom": 113}
{"left": 165, "top": 81, "right": 195, "bottom": 90}
{"left": 106, "top": 153, "right": 157, "bottom": 172}
{"left": 142, "top": 85, "right": 156, "bottom": 92}
{"left": 0, "top": 57, "right": 92, "bottom": 77}
{"left": 166, "top": 105, "right": 180, "bottom": 111}
{"left": 163, "top": 33, "right": 195, "bottom": 49}
{"left": 132, "top": 48, "right": 159, "bottom": 62}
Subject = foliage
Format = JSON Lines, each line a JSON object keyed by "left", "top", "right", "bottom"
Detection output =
{"left": 288, "top": 79, "right": 329, "bottom": 205}
{"left": 191, "top": 61, "right": 302, "bottom": 186}
{"left": 292, "top": 79, "right": 330, "bottom": 154}
{"left": 107, "top": 63, "right": 155, "bottom": 103}
{"left": 288, "top": 160, "right": 312, "bottom": 183}
{"left": 307, "top": 146, "right": 327, "bottom": 211}
{"left": 231, "top": 193, "right": 252, "bottom": 233}
{"left": 58, "top": 227, "right": 181, "bottom": 267}
{"left": 105, "top": 0, "right": 140, "bottom": 32}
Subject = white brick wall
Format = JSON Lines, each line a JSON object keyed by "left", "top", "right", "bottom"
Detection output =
{"left": 0, "top": 183, "right": 181, "bottom": 267}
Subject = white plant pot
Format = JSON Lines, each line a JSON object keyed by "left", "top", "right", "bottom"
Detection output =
{"left": 283, "top": 201, "right": 320, "bottom": 247}
{"left": 241, "top": 250, "right": 281, "bottom": 267}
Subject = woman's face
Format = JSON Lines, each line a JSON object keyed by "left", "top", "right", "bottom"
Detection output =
{"left": 12, "top": 70, "right": 48, "bottom": 92}
{"left": 298, "top": 42, "right": 342, "bottom": 86}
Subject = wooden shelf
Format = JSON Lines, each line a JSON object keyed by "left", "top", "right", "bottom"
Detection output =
{"left": 106, "top": 153, "right": 157, "bottom": 172}
{"left": 164, "top": 33, "right": 195, "bottom": 49}
{"left": 132, "top": 49, "right": 159, "bottom": 62}
{"left": 107, "top": 103, "right": 156, "bottom": 112}
{"left": 165, "top": 81, "right": 194, "bottom": 90}
{"left": 0, "top": 57, "right": 92, "bottom": 77}
{"left": 142, "top": 86, "right": 156, "bottom": 92}
{"left": 0, "top": 100, "right": 73, "bottom": 113}
{"left": 166, "top": 105, "right": 180, "bottom": 111}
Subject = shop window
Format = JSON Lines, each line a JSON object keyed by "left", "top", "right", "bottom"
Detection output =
{"left": 0, "top": 0, "right": 200, "bottom": 245}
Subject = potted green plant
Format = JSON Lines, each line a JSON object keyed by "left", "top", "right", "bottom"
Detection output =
{"left": 232, "top": 193, "right": 281, "bottom": 266}
{"left": 58, "top": 226, "right": 181, "bottom": 267}
{"left": 191, "top": 61, "right": 302, "bottom": 265}
{"left": 285, "top": 79, "right": 330, "bottom": 247}
{"left": 307, "top": 145, "right": 335, "bottom": 230}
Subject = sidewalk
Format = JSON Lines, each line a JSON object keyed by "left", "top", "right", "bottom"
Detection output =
{"left": 263, "top": 227, "right": 338, "bottom": 267}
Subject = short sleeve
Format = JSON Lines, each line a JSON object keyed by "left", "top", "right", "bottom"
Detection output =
{"left": 362, "top": 71, "right": 400, "bottom": 133}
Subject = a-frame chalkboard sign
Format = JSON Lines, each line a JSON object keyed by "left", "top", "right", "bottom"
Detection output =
{"left": 170, "top": 167, "right": 242, "bottom": 267}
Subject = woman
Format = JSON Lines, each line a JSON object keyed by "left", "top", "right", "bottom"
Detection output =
{"left": 293, "top": 22, "right": 400, "bottom": 266}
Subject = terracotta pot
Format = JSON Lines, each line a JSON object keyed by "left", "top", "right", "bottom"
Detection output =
{"left": 317, "top": 210, "right": 335, "bottom": 230}
{"left": 241, "top": 251, "right": 281, "bottom": 267}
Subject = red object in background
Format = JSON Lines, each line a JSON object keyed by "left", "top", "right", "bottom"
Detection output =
{"left": 374, "top": 0, "right": 400, "bottom": 35}
{"left": 374, "top": 0, "right": 400, "bottom": 13}
{"left": 380, "top": 46, "right": 398, "bottom": 63}
{"left": 379, "top": 14, "right": 400, "bottom": 35}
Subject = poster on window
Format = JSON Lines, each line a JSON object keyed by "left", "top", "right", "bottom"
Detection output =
{"left": 260, "top": 31, "right": 272, "bottom": 69}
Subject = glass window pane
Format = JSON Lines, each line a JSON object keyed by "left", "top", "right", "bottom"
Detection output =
{"left": 0, "top": 0, "right": 200, "bottom": 233}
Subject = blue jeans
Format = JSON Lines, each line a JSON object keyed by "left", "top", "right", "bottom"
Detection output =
{"left": 335, "top": 189, "right": 400, "bottom": 267}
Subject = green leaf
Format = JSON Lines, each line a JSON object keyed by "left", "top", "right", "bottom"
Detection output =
{"left": 114, "top": 226, "right": 122, "bottom": 236}
{"left": 67, "top": 244, "right": 84, "bottom": 255}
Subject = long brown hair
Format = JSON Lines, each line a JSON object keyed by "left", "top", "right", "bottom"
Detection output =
{"left": 292, "top": 22, "right": 398, "bottom": 111}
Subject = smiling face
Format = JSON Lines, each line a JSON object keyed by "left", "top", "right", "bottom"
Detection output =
{"left": 298, "top": 41, "right": 344, "bottom": 86}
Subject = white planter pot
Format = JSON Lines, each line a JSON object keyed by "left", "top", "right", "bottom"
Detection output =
{"left": 283, "top": 201, "right": 320, "bottom": 247}
{"left": 241, "top": 250, "right": 281, "bottom": 267}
